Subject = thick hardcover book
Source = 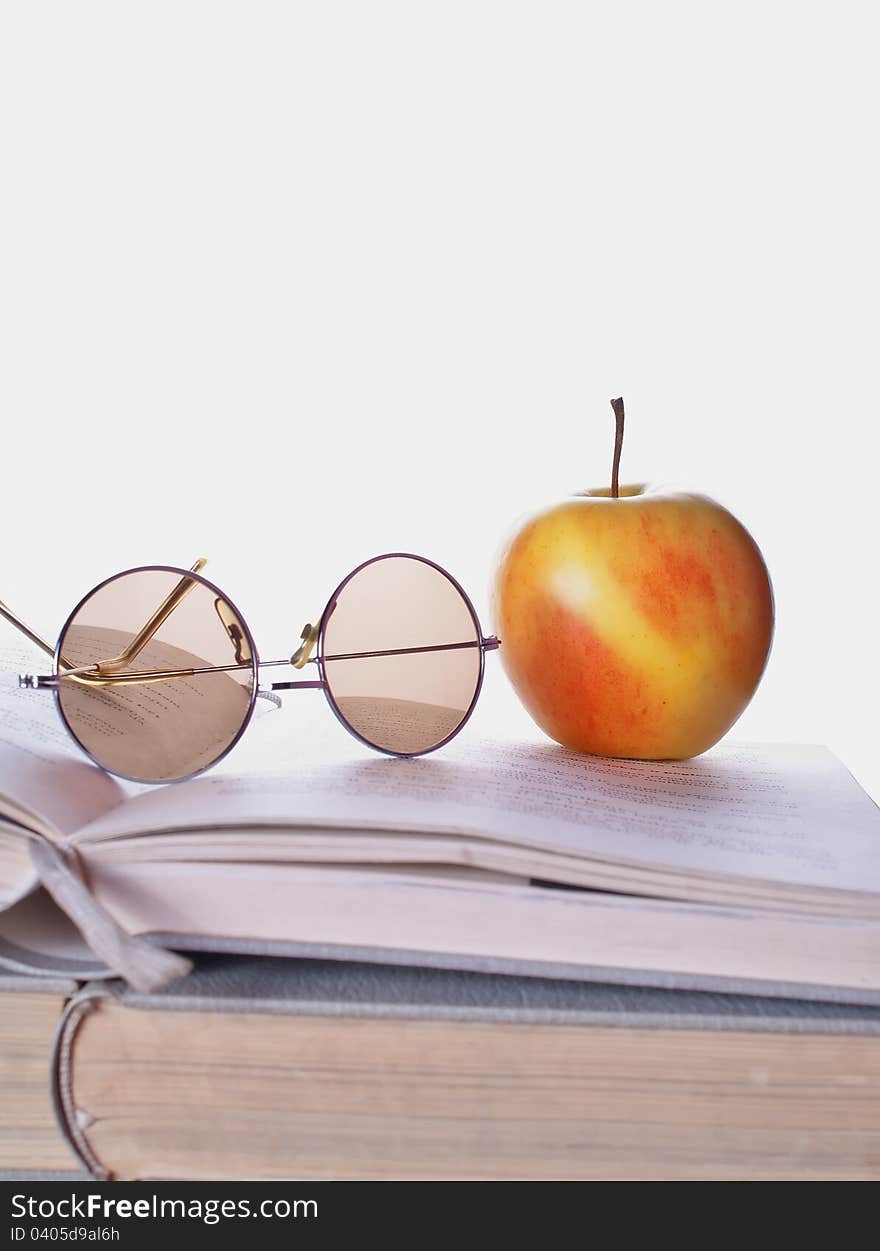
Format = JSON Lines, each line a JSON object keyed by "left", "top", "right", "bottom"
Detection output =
{"left": 51, "top": 956, "right": 880, "bottom": 1181}
{"left": 2, "top": 643, "right": 880, "bottom": 1001}
{"left": 0, "top": 973, "right": 78, "bottom": 1177}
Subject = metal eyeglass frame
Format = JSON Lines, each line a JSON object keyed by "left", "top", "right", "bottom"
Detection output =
{"left": 0, "top": 553, "right": 501, "bottom": 783}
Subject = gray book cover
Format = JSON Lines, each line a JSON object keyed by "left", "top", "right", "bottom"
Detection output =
{"left": 103, "top": 953, "right": 880, "bottom": 1034}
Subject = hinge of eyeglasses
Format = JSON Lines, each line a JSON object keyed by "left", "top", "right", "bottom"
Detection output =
{"left": 482, "top": 635, "right": 501, "bottom": 651}
{"left": 291, "top": 623, "right": 319, "bottom": 669}
{"left": 19, "top": 674, "right": 57, "bottom": 690}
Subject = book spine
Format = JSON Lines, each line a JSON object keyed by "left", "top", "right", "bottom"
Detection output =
{"left": 50, "top": 984, "right": 118, "bottom": 1181}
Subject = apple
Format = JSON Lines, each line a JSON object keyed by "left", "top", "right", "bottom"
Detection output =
{"left": 492, "top": 398, "right": 774, "bottom": 759}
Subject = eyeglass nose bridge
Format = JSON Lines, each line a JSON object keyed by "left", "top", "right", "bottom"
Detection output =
{"left": 291, "top": 622, "right": 319, "bottom": 669}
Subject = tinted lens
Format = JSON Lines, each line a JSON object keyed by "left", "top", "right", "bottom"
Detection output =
{"left": 321, "top": 556, "right": 482, "bottom": 755}
{"left": 55, "top": 568, "right": 256, "bottom": 783}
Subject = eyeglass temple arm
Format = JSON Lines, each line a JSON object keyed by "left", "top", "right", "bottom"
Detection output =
{"left": 3, "top": 559, "right": 209, "bottom": 685}
{"left": 31, "top": 635, "right": 502, "bottom": 690}
{"left": 45, "top": 594, "right": 284, "bottom": 689}
{"left": 319, "top": 636, "right": 500, "bottom": 662}
{"left": 91, "top": 559, "right": 208, "bottom": 676}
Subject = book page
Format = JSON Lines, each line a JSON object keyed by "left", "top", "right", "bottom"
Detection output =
{"left": 85, "top": 826, "right": 879, "bottom": 917}
{"left": 87, "top": 858, "right": 880, "bottom": 1001}
{"left": 75, "top": 728, "right": 880, "bottom": 896}
{"left": 0, "top": 887, "right": 108, "bottom": 975}
{"left": 0, "top": 645, "right": 127, "bottom": 840}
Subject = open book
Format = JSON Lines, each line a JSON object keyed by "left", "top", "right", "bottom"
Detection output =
{"left": 1, "top": 642, "right": 879, "bottom": 1003}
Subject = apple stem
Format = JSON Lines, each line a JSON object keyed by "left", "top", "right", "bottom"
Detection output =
{"left": 610, "top": 396, "right": 625, "bottom": 498}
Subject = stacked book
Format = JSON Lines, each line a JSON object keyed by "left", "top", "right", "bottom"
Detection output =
{"left": 4, "top": 957, "right": 880, "bottom": 1180}
{"left": 2, "top": 651, "right": 879, "bottom": 1179}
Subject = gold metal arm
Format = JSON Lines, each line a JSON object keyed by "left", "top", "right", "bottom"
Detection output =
{"left": 3, "top": 559, "right": 209, "bottom": 682}
{"left": 93, "top": 559, "right": 207, "bottom": 676}
{"left": 59, "top": 660, "right": 257, "bottom": 687}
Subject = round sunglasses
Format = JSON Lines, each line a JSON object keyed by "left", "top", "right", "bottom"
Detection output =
{"left": 2, "top": 553, "right": 501, "bottom": 785}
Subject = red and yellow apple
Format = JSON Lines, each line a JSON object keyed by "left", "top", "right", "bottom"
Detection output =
{"left": 492, "top": 401, "right": 774, "bottom": 759}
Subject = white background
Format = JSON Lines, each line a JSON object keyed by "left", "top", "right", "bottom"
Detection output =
{"left": 1, "top": 3, "right": 877, "bottom": 798}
